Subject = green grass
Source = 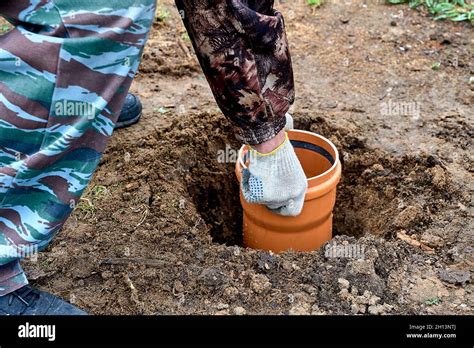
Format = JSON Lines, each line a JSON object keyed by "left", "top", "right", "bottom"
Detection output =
{"left": 431, "top": 61, "right": 442, "bottom": 70}
{"left": 307, "top": 0, "right": 324, "bottom": 6}
{"left": 0, "top": 24, "right": 11, "bottom": 33}
{"left": 40, "top": 259, "right": 50, "bottom": 269}
{"left": 387, "top": 0, "right": 474, "bottom": 24}
{"left": 91, "top": 184, "right": 107, "bottom": 196}
{"left": 75, "top": 184, "right": 108, "bottom": 219}
{"left": 155, "top": 5, "right": 170, "bottom": 22}
{"left": 425, "top": 297, "right": 442, "bottom": 306}
{"left": 154, "top": 106, "right": 168, "bottom": 114}
{"left": 77, "top": 198, "right": 96, "bottom": 218}
{"left": 181, "top": 32, "right": 190, "bottom": 42}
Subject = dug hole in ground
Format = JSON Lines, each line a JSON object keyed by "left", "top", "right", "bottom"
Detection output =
{"left": 19, "top": 0, "right": 472, "bottom": 315}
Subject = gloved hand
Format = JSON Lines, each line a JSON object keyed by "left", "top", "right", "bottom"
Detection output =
{"left": 241, "top": 132, "right": 308, "bottom": 216}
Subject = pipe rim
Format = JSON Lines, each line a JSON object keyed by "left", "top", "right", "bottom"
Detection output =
{"left": 238, "top": 129, "right": 340, "bottom": 182}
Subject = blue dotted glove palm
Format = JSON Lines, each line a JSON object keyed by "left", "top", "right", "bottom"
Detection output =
{"left": 241, "top": 132, "right": 308, "bottom": 216}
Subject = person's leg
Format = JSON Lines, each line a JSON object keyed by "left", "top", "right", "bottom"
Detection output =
{"left": 0, "top": 0, "right": 155, "bottom": 300}
{"left": 116, "top": 93, "right": 143, "bottom": 129}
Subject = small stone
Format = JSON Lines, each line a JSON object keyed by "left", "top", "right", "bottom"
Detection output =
{"left": 347, "top": 260, "right": 374, "bottom": 276}
{"left": 223, "top": 287, "right": 239, "bottom": 300}
{"left": 216, "top": 309, "right": 230, "bottom": 315}
{"left": 364, "top": 247, "right": 379, "bottom": 261}
{"left": 289, "top": 302, "right": 311, "bottom": 315}
{"left": 355, "top": 294, "right": 368, "bottom": 305}
{"left": 362, "top": 290, "right": 371, "bottom": 299}
{"left": 281, "top": 260, "right": 292, "bottom": 271}
{"left": 320, "top": 100, "right": 338, "bottom": 109}
{"left": 368, "top": 295, "right": 381, "bottom": 306}
{"left": 303, "top": 285, "right": 317, "bottom": 296}
{"left": 338, "top": 278, "right": 350, "bottom": 290}
{"left": 428, "top": 166, "right": 447, "bottom": 189}
{"left": 233, "top": 307, "right": 246, "bottom": 315}
{"left": 198, "top": 267, "right": 226, "bottom": 288}
{"left": 233, "top": 247, "right": 240, "bottom": 257}
{"left": 311, "top": 304, "right": 326, "bottom": 315}
{"left": 372, "top": 163, "right": 384, "bottom": 172}
{"left": 368, "top": 304, "right": 385, "bottom": 315}
{"left": 351, "top": 304, "right": 360, "bottom": 314}
{"left": 101, "top": 271, "right": 113, "bottom": 279}
{"left": 216, "top": 303, "right": 229, "bottom": 310}
{"left": 421, "top": 232, "right": 444, "bottom": 248}
{"left": 351, "top": 303, "right": 365, "bottom": 314}
{"left": 124, "top": 182, "right": 138, "bottom": 192}
{"left": 250, "top": 274, "right": 272, "bottom": 294}
{"left": 339, "top": 288, "right": 350, "bottom": 299}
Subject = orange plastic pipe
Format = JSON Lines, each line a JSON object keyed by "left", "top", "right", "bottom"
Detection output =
{"left": 235, "top": 130, "right": 342, "bottom": 253}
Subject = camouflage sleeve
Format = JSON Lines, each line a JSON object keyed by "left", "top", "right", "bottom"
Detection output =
{"left": 0, "top": 0, "right": 155, "bottom": 295}
{"left": 175, "top": 0, "right": 295, "bottom": 145}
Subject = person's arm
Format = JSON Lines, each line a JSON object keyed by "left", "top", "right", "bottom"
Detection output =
{"left": 175, "top": 0, "right": 295, "bottom": 145}
{"left": 177, "top": 0, "right": 307, "bottom": 216}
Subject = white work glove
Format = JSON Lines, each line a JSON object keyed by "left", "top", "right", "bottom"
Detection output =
{"left": 285, "top": 112, "right": 294, "bottom": 131}
{"left": 241, "top": 132, "right": 308, "bottom": 216}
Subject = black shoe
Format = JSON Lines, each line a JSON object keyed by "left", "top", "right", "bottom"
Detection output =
{"left": 115, "top": 93, "right": 143, "bottom": 129}
{"left": 0, "top": 285, "right": 87, "bottom": 315}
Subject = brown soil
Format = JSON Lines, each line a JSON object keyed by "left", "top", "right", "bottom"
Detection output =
{"left": 21, "top": 0, "right": 472, "bottom": 315}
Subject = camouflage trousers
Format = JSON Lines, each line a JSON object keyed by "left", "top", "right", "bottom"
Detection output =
{"left": 0, "top": 0, "right": 156, "bottom": 295}
{"left": 176, "top": 0, "right": 295, "bottom": 145}
{"left": 0, "top": 0, "right": 294, "bottom": 296}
